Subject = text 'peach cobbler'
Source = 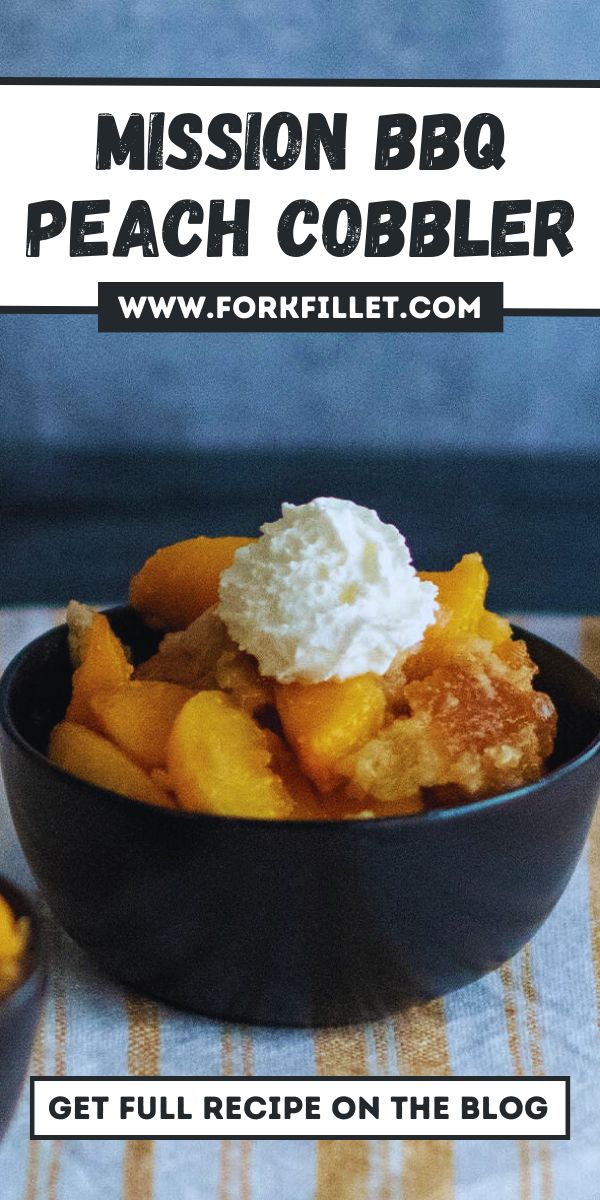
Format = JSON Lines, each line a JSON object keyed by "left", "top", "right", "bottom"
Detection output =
{"left": 49, "top": 499, "right": 557, "bottom": 819}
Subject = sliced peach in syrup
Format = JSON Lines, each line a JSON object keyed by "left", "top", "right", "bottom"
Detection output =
{"left": 129, "top": 536, "right": 254, "bottom": 631}
{"left": 0, "top": 896, "right": 29, "bottom": 996}
{"left": 167, "top": 691, "right": 294, "bottom": 818}
{"left": 477, "top": 609, "right": 512, "bottom": 645}
{"left": 408, "top": 552, "right": 511, "bottom": 678}
{"left": 0, "top": 896, "right": 26, "bottom": 962}
{"left": 49, "top": 721, "right": 173, "bottom": 808}
{"left": 66, "top": 613, "right": 132, "bottom": 731}
{"left": 275, "top": 674, "right": 386, "bottom": 794}
{"left": 421, "top": 552, "right": 489, "bottom": 636}
{"left": 263, "top": 730, "right": 323, "bottom": 818}
{"left": 90, "top": 681, "right": 195, "bottom": 770}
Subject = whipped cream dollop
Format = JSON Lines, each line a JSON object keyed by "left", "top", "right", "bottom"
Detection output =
{"left": 217, "top": 497, "right": 438, "bottom": 683}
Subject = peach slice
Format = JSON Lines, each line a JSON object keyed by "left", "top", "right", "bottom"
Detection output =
{"left": 0, "top": 896, "right": 29, "bottom": 997}
{"left": 66, "top": 613, "right": 133, "bottom": 731}
{"left": 49, "top": 721, "right": 173, "bottom": 808}
{"left": 275, "top": 674, "right": 386, "bottom": 793}
{"left": 263, "top": 730, "right": 323, "bottom": 818}
{"left": 90, "top": 681, "right": 195, "bottom": 770}
{"left": 130, "top": 535, "right": 254, "bottom": 631}
{"left": 421, "top": 552, "right": 489, "bottom": 636}
{"left": 408, "top": 553, "right": 511, "bottom": 678}
{"left": 478, "top": 608, "right": 512, "bottom": 645}
{"left": 167, "top": 691, "right": 293, "bottom": 818}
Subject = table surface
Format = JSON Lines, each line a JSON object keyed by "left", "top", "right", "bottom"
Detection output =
{"left": 1, "top": 609, "right": 599, "bottom": 1200}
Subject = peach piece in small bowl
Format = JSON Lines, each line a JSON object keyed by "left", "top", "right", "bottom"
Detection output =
{"left": 0, "top": 877, "right": 46, "bottom": 1138}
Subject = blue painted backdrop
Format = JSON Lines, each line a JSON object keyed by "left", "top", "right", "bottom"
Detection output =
{"left": 2, "top": 2, "right": 600, "bottom": 454}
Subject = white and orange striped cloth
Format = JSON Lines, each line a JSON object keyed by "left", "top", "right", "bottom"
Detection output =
{"left": 1, "top": 609, "right": 599, "bottom": 1200}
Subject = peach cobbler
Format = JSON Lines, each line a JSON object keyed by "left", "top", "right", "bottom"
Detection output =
{"left": 49, "top": 499, "right": 557, "bottom": 818}
{"left": 0, "top": 895, "right": 29, "bottom": 999}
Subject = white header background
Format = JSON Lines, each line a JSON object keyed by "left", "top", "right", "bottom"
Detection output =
{"left": 1, "top": 82, "right": 598, "bottom": 309}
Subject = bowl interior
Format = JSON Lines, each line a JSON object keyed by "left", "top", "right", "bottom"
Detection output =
{"left": 3, "top": 607, "right": 600, "bottom": 811}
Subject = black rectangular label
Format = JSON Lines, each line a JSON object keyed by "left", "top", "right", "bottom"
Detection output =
{"left": 98, "top": 282, "right": 503, "bottom": 332}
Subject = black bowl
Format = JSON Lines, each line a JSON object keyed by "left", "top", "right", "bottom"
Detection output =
{"left": 1, "top": 608, "right": 600, "bottom": 1027}
{"left": 0, "top": 876, "right": 46, "bottom": 1138}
